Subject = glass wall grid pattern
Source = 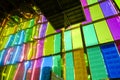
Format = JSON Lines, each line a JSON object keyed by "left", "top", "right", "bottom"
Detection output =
{"left": 0, "top": 0, "right": 120, "bottom": 80}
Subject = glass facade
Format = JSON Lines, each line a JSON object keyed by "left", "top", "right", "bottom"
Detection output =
{"left": 0, "top": 0, "right": 120, "bottom": 80}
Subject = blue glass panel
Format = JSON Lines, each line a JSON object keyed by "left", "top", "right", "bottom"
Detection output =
{"left": 100, "top": 43, "right": 120, "bottom": 78}
{"left": 100, "top": 0, "right": 117, "bottom": 17}
{"left": 40, "top": 56, "right": 53, "bottom": 80}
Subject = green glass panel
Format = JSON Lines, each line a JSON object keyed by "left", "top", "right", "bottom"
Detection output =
{"left": 52, "top": 55, "right": 61, "bottom": 77}
{"left": 114, "top": 0, "right": 120, "bottom": 9}
{"left": 6, "top": 65, "right": 17, "bottom": 80}
{"left": 65, "top": 52, "right": 74, "bottom": 80}
{"left": 32, "top": 26, "right": 36, "bottom": 39}
{"left": 24, "top": 28, "right": 33, "bottom": 42}
{"left": 83, "top": 24, "right": 98, "bottom": 47}
{"left": 94, "top": 20, "right": 113, "bottom": 44}
{"left": 87, "top": 0, "right": 98, "bottom": 5}
{"left": 71, "top": 28, "right": 83, "bottom": 49}
{"left": 87, "top": 46, "right": 108, "bottom": 80}
{"left": 44, "top": 36, "right": 54, "bottom": 56}
{"left": 29, "top": 19, "right": 35, "bottom": 28}
{"left": 54, "top": 33, "right": 61, "bottom": 54}
{"left": 89, "top": 4, "right": 104, "bottom": 21}
{"left": 64, "top": 31, "right": 72, "bottom": 51}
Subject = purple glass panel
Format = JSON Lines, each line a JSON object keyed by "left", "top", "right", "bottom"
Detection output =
{"left": 106, "top": 16, "right": 120, "bottom": 40}
{"left": 100, "top": 0, "right": 117, "bottom": 17}
{"left": 39, "top": 23, "right": 48, "bottom": 38}
{"left": 39, "top": 16, "right": 48, "bottom": 38}
{"left": 82, "top": 8, "right": 92, "bottom": 24}
{"left": 38, "top": 16, "right": 48, "bottom": 57}
{"left": 42, "top": 15, "right": 48, "bottom": 22}
{"left": 56, "top": 29, "right": 61, "bottom": 33}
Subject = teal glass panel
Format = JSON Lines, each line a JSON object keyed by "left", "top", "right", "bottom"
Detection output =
{"left": 13, "top": 31, "right": 21, "bottom": 45}
{"left": 83, "top": 24, "right": 98, "bottom": 47}
{"left": 54, "top": 33, "right": 61, "bottom": 54}
{"left": 65, "top": 52, "right": 74, "bottom": 80}
{"left": 52, "top": 55, "right": 61, "bottom": 77}
{"left": 87, "top": 46, "right": 108, "bottom": 80}
{"left": 5, "top": 34, "right": 15, "bottom": 48}
{"left": 64, "top": 31, "right": 72, "bottom": 51}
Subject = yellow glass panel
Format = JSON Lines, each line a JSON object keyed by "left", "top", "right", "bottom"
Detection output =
{"left": 89, "top": 4, "right": 104, "bottom": 21}
{"left": 73, "top": 49, "right": 88, "bottom": 80}
{"left": 94, "top": 20, "right": 113, "bottom": 43}
{"left": 71, "top": 28, "right": 83, "bottom": 49}
{"left": 46, "top": 22, "right": 55, "bottom": 35}
{"left": 44, "top": 36, "right": 54, "bottom": 56}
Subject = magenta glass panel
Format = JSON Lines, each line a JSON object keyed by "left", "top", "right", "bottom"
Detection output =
{"left": 37, "top": 40, "right": 44, "bottom": 58}
{"left": 80, "top": 0, "right": 88, "bottom": 7}
{"left": 38, "top": 16, "right": 48, "bottom": 57}
{"left": 31, "top": 59, "right": 42, "bottom": 80}
{"left": 106, "top": 16, "right": 120, "bottom": 40}
{"left": 82, "top": 8, "right": 92, "bottom": 24}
